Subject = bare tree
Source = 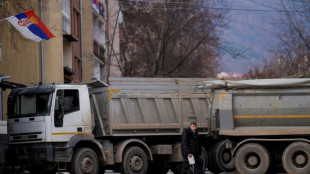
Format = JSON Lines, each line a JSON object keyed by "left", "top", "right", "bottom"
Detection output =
{"left": 119, "top": 0, "right": 228, "bottom": 77}
{"left": 246, "top": 0, "right": 310, "bottom": 79}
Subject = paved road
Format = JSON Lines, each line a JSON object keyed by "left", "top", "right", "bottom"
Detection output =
{"left": 0, "top": 167, "right": 286, "bottom": 174}
{"left": 104, "top": 170, "right": 230, "bottom": 174}
{"left": 0, "top": 167, "right": 235, "bottom": 174}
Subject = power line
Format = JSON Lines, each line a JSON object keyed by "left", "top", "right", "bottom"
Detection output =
{"left": 245, "top": 0, "right": 280, "bottom": 11}
{"left": 116, "top": 0, "right": 305, "bottom": 6}
{"left": 116, "top": 0, "right": 217, "bottom": 5}
{"left": 121, "top": 5, "right": 308, "bottom": 13}
{"left": 117, "top": 0, "right": 309, "bottom": 13}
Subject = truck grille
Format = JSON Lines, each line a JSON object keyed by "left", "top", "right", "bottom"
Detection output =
{"left": 10, "top": 132, "right": 43, "bottom": 143}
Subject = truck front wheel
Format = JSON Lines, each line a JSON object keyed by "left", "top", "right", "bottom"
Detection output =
{"left": 235, "top": 143, "right": 270, "bottom": 174}
{"left": 282, "top": 142, "right": 310, "bottom": 174}
{"left": 120, "top": 146, "right": 148, "bottom": 174}
{"left": 71, "top": 148, "right": 99, "bottom": 174}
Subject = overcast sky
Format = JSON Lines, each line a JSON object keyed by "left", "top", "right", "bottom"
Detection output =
{"left": 219, "top": 0, "right": 281, "bottom": 74}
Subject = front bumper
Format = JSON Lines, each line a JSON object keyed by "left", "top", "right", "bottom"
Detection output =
{"left": 6, "top": 144, "right": 54, "bottom": 163}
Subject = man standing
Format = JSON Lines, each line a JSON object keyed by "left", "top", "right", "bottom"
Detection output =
{"left": 181, "top": 122, "right": 204, "bottom": 174}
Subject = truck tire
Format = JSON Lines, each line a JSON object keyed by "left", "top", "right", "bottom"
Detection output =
{"left": 282, "top": 142, "right": 310, "bottom": 174}
{"left": 120, "top": 146, "right": 148, "bottom": 174}
{"left": 70, "top": 148, "right": 99, "bottom": 174}
{"left": 235, "top": 143, "right": 270, "bottom": 174}
{"left": 208, "top": 140, "right": 235, "bottom": 173}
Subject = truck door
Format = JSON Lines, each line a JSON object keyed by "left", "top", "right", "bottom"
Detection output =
{"left": 52, "top": 89, "right": 83, "bottom": 142}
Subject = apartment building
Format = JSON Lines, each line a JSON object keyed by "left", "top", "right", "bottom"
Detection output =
{"left": 93, "top": 0, "right": 123, "bottom": 82}
{"left": 0, "top": 0, "right": 123, "bottom": 120}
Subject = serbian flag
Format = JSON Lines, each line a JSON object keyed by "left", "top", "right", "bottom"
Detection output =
{"left": 7, "top": 10, "right": 55, "bottom": 42}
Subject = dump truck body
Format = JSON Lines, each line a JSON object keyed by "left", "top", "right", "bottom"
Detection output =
{"left": 199, "top": 78, "right": 310, "bottom": 137}
{"left": 91, "top": 78, "right": 211, "bottom": 137}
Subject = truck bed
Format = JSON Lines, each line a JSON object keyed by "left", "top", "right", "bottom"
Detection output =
{"left": 90, "top": 78, "right": 212, "bottom": 137}
{"left": 199, "top": 79, "right": 310, "bottom": 137}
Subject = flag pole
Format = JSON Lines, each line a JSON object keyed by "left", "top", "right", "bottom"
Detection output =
{"left": 0, "top": 16, "right": 12, "bottom": 22}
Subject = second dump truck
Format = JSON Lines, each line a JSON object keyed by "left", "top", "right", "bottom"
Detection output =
{"left": 5, "top": 78, "right": 310, "bottom": 174}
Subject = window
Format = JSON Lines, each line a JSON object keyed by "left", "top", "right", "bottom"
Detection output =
{"left": 54, "top": 89, "right": 79, "bottom": 116}
{"left": 8, "top": 93, "right": 52, "bottom": 118}
{"left": 62, "top": 0, "right": 71, "bottom": 34}
{"left": 73, "top": 8, "right": 80, "bottom": 37}
{"left": 63, "top": 89, "right": 80, "bottom": 114}
{"left": 54, "top": 89, "right": 79, "bottom": 127}
{"left": 93, "top": 40, "right": 99, "bottom": 57}
{"left": 99, "top": 3, "right": 105, "bottom": 18}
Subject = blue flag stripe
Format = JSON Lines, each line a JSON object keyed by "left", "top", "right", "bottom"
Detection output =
{"left": 15, "top": 12, "right": 50, "bottom": 40}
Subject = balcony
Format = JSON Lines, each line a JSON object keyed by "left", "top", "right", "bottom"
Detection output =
{"left": 93, "top": 40, "right": 106, "bottom": 63}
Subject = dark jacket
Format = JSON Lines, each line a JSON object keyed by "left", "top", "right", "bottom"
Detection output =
{"left": 181, "top": 127, "right": 201, "bottom": 157}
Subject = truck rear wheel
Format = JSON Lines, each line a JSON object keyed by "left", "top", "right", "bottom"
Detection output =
{"left": 120, "top": 146, "right": 148, "bottom": 174}
{"left": 70, "top": 148, "right": 99, "bottom": 174}
{"left": 235, "top": 143, "right": 270, "bottom": 174}
{"left": 208, "top": 140, "right": 235, "bottom": 173}
{"left": 282, "top": 142, "right": 310, "bottom": 174}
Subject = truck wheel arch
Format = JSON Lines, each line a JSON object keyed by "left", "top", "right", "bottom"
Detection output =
{"left": 114, "top": 139, "right": 153, "bottom": 163}
{"left": 67, "top": 134, "right": 106, "bottom": 164}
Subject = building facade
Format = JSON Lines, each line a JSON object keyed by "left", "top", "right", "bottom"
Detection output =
{"left": 92, "top": 0, "right": 123, "bottom": 82}
{"left": 0, "top": 0, "right": 123, "bottom": 120}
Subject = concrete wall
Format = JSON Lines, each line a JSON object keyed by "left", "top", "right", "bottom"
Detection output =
{"left": 82, "top": 0, "right": 94, "bottom": 83}
{"left": 42, "top": 0, "right": 64, "bottom": 84}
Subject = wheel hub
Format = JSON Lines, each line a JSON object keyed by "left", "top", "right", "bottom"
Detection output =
{"left": 248, "top": 156, "right": 258, "bottom": 166}
{"left": 295, "top": 154, "right": 306, "bottom": 165}
{"left": 293, "top": 151, "right": 308, "bottom": 168}
{"left": 245, "top": 152, "right": 261, "bottom": 169}
{"left": 130, "top": 155, "right": 143, "bottom": 172}
{"left": 81, "top": 157, "right": 94, "bottom": 173}
{"left": 223, "top": 151, "right": 231, "bottom": 163}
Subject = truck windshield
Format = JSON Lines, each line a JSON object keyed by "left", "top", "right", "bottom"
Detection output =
{"left": 8, "top": 93, "right": 52, "bottom": 118}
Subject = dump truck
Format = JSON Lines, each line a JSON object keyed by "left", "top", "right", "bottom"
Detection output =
{"left": 5, "top": 78, "right": 213, "bottom": 174}
{"left": 198, "top": 78, "right": 310, "bottom": 174}
{"left": 6, "top": 77, "right": 310, "bottom": 174}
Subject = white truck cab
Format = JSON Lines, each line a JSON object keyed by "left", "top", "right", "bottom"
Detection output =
{"left": 6, "top": 84, "right": 104, "bottom": 174}
{"left": 8, "top": 84, "right": 93, "bottom": 144}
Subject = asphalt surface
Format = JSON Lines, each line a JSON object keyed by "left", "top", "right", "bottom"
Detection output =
{"left": 0, "top": 167, "right": 286, "bottom": 174}
{"left": 0, "top": 167, "right": 233, "bottom": 174}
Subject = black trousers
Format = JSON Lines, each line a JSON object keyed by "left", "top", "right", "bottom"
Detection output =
{"left": 181, "top": 155, "right": 204, "bottom": 174}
